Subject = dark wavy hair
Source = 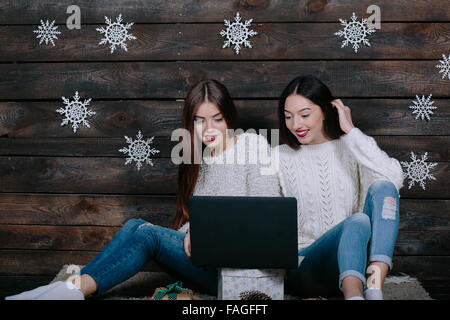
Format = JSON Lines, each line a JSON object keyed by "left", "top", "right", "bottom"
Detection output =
{"left": 278, "top": 75, "right": 345, "bottom": 149}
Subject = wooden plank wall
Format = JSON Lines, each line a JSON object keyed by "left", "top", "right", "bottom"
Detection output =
{"left": 0, "top": 0, "right": 449, "bottom": 299}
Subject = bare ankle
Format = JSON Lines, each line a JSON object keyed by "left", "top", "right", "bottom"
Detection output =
{"left": 79, "top": 274, "right": 98, "bottom": 297}
{"left": 342, "top": 276, "right": 363, "bottom": 299}
{"left": 366, "top": 262, "right": 388, "bottom": 289}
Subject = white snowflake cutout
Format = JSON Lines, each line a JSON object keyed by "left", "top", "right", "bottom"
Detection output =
{"left": 436, "top": 54, "right": 450, "bottom": 80}
{"left": 96, "top": 14, "right": 137, "bottom": 54}
{"left": 400, "top": 152, "right": 437, "bottom": 190}
{"left": 334, "top": 12, "right": 376, "bottom": 53}
{"left": 119, "top": 131, "right": 160, "bottom": 170}
{"left": 56, "top": 91, "right": 96, "bottom": 133}
{"left": 409, "top": 94, "right": 437, "bottom": 121}
{"left": 33, "top": 19, "right": 61, "bottom": 46}
{"left": 220, "top": 12, "right": 258, "bottom": 55}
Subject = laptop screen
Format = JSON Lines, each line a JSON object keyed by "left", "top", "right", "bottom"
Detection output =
{"left": 189, "top": 196, "right": 298, "bottom": 269}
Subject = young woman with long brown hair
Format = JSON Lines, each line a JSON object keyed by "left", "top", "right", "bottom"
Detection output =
{"left": 5, "top": 79, "right": 279, "bottom": 300}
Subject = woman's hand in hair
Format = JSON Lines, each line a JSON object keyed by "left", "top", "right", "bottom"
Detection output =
{"left": 331, "top": 99, "right": 355, "bottom": 134}
{"left": 184, "top": 229, "right": 191, "bottom": 258}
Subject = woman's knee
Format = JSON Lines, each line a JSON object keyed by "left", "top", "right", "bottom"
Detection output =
{"left": 368, "top": 180, "right": 399, "bottom": 198}
{"left": 368, "top": 180, "right": 400, "bottom": 221}
{"left": 344, "top": 212, "right": 371, "bottom": 239}
{"left": 121, "top": 218, "right": 148, "bottom": 235}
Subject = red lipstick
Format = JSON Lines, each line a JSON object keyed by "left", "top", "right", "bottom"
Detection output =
{"left": 295, "top": 129, "right": 309, "bottom": 138}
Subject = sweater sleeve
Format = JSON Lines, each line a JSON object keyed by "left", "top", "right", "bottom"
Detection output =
{"left": 340, "top": 127, "right": 405, "bottom": 206}
{"left": 247, "top": 134, "right": 282, "bottom": 197}
{"left": 178, "top": 222, "right": 190, "bottom": 234}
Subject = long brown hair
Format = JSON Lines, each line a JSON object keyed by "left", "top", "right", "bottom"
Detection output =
{"left": 171, "top": 79, "right": 239, "bottom": 230}
{"left": 278, "top": 75, "right": 345, "bottom": 149}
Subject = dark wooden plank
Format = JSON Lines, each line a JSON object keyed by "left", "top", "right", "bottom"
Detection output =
{"left": 0, "top": 225, "right": 120, "bottom": 251}
{"left": 394, "top": 230, "right": 450, "bottom": 255}
{"left": 342, "top": 100, "right": 450, "bottom": 137}
{"left": 0, "top": 137, "right": 176, "bottom": 158}
{"left": 0, "top": 61, "right": 448, "bottom": 100}
{"left": 0, "top": 100, "right": 184, "bottom": 138}
{"left": 0, "top": 194, "right": 176, "bottom": 227}
{"left": 0, "top": 136, "right": 447, "bottom": 161}
{"left": 0, "top": 250, "right": 163, "bottom": 276}
{"left": 392, "top": 256, "right": 450, "bottom": 280}
{"left": 0, "top": 250, "right": 97, "bottom": 276}
{"left": 0, "top": 195, "right": 448, "bottom": 230}
{"left": 178, "top": 61, "right": 450, "bottom": 99}
{"left": 0, "top": 62, "right": 183, "bottom": 100}
{"left": 1, "top": 225, "right": 448, "bottom": 255}
{"left": 0, "top": 157, "right": 447, "bottom": 197}
{"left": 1, "top": 23, "right": 449, "bottom": 61}
{"left": 1, "top": 99, "right": 449, "bottom": 138}
{"left": 1, "top": 250, "right": 448, "bottom": 280}
{"left": 399, "top": 200, "right": 450, "bottom": 231}
{"left": 0, "top": 157, "right": 178, "bottom": 195}
{"left": 1, "top": 0, "right": 448, "bottom": 24}
{"left": 372, "top": 136, "right": 449, "bottom": 162}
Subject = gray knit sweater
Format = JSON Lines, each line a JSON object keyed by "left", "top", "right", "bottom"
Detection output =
{"left": 178, "top": 132, "right": 280, "bottom": 234}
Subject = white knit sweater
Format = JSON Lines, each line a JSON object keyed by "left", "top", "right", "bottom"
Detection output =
{"left": 276, "top": 127, "right": 405, "bottom": 250}
{"left": 178, "top": 132, "right": 280, "bottom": 234}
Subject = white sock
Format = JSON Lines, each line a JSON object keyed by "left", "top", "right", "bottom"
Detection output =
{"left": 4, "top": 281, "right": 62, "bottom": 300}
{"left": 364, "top": 288, "right": 383, "bottom": 300}
{"left": 346, "top": 296, "right": 365, "bottom": 300}
{"left": 33, "top": 281, "right": 84, "bottom": 300}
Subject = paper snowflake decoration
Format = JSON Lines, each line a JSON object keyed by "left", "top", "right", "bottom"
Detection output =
{"left": 220, "top": 12, "right": 258, "bottom": 55}
{"left": 119, "top": 131, "right": 160, "bottom": 170}
{"left": 334, "top": 12, "right": 376, "bottom": 53}
{"left": 33, "top": 19, "right": 61, "bottom": 46}
{"left": 56, "top": 91, "right": 96, "bottom": 133}
{"left": 436, "top": 54, "right": 450, "bottom": 79}
{"left": 400, "top": 152, "right": 437, "bottom": 190}
{"left": 96, "top": 14, "right": 136, "bottom": 54}
{"left": 409, "top": 94, "right": 437, "bottom": 121}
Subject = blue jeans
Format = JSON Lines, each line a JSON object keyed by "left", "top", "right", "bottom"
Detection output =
{"left": 80, "top": 220, "right": 218, "bottom": 296}
{"left": 285, "top": 180, "right": 400, "bottom": 298}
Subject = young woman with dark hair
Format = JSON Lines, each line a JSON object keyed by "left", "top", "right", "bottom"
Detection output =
{"left": 276, "top": 75, "right": 405, "bottom": 300}
{"left": 5, "top": 79, "right": 279, "bottom": 300}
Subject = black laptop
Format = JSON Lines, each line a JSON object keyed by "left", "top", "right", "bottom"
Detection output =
{"left": 188, "top": 196, "right": 298, "bottom": 269}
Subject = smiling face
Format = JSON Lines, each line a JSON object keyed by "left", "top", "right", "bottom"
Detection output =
{"left": 284, "top": 94, "right": 331, "bottom": 145}
{"left": 193, "top": 101, "right": 228, "bottom": 148}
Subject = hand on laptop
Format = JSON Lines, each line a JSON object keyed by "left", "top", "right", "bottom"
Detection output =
{"left": 184, "top": 229, "right": 191, "bottom": 258}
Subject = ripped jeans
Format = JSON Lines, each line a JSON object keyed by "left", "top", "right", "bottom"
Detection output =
{"left": 80, "top": 220, "right": 218, "bottom": 296}
{"left": 285, "top": 180, "right": 400, "bottom": 298}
